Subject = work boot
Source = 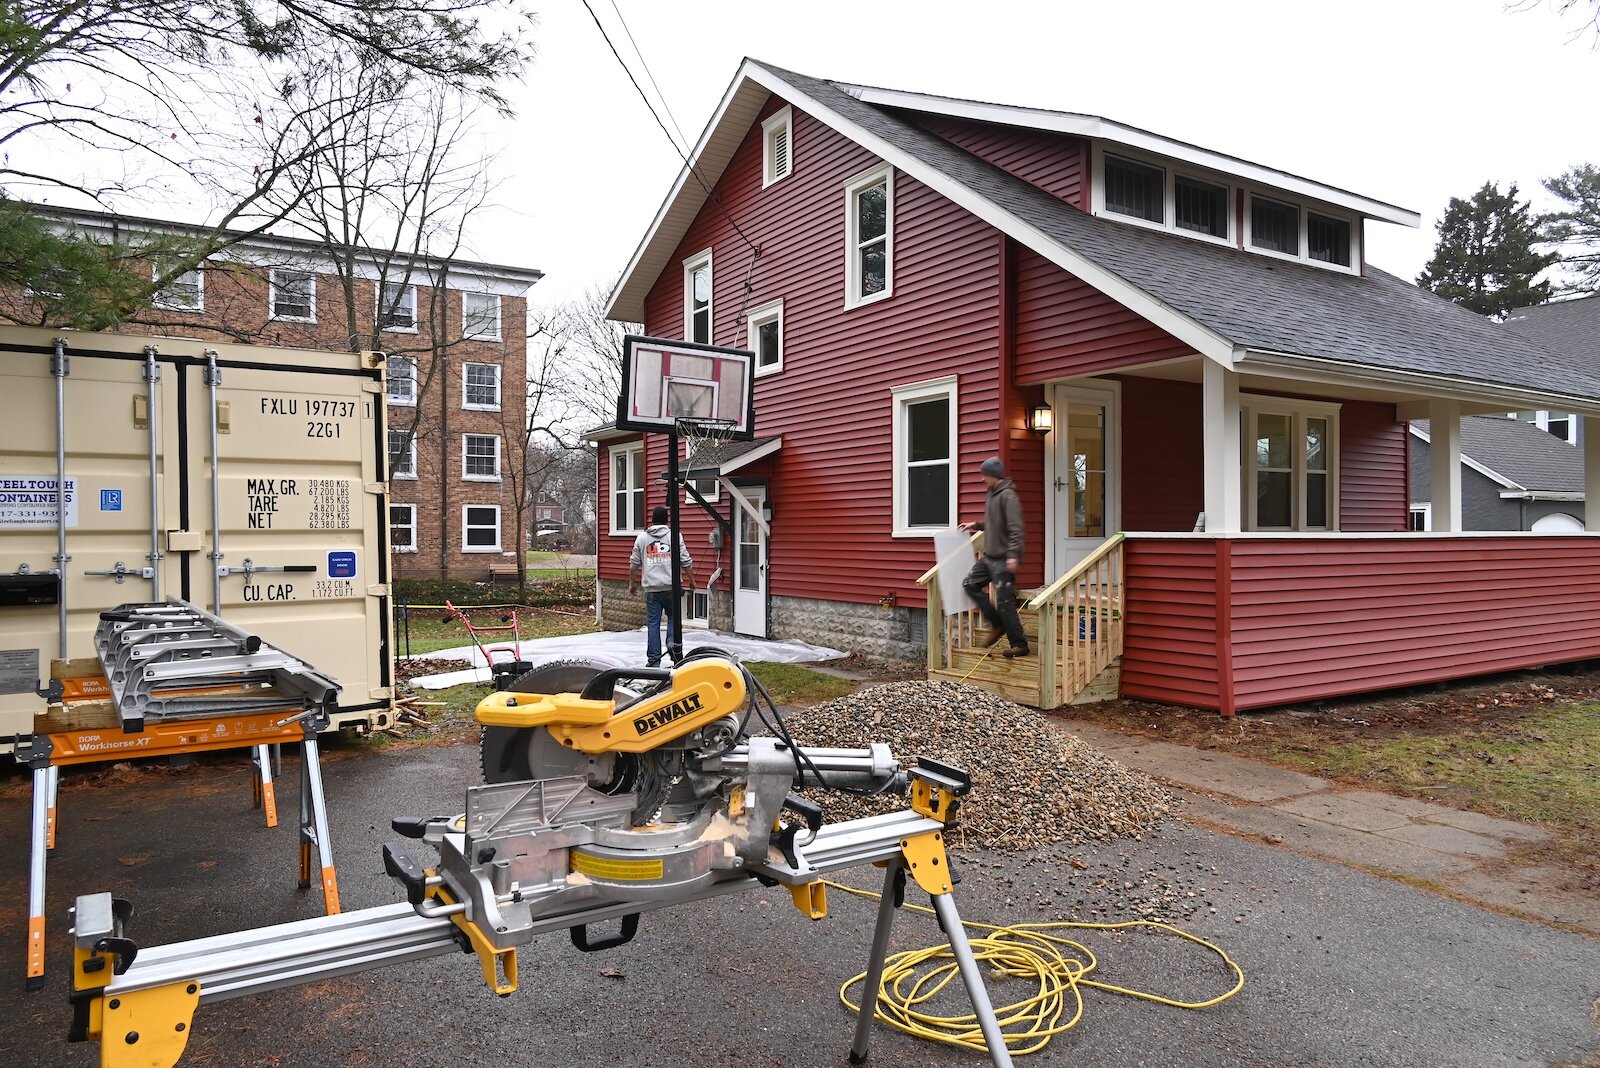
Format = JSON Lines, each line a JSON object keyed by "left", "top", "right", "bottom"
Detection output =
{"left": 1001, "top": 644, "right": 1030, "bottom": 659}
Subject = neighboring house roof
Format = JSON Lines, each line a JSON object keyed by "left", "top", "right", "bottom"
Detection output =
{"left": 1411, "top": 416, "right": 1585, "bottom": 497}
{"left": 1501, "top": 295, "right": 1600, "bottom": 367}
{"left": 609, "top": 60, "right": 1600, "bottom": 411}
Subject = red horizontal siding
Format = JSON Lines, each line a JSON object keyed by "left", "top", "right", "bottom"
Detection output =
{"left": 1120, "top": 540, "right": 1220, "bottom": 706}
{"left": 913, "top": 117, "right": 1088, "bottom": 208}
{"left": 1339, "top": 400, "right": 1407, "bottom": 532}
{"left": 1119, "top": 377, "right": 1204, "bottom": 531}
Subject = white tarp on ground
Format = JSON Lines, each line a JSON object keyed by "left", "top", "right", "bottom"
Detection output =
{"left": 406, "top": 628, "right": 846, "bottom": 690}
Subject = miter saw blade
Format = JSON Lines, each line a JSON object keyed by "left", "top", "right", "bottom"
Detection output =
{"left": 479, "top": 658, "right": 638, "bottom": 794}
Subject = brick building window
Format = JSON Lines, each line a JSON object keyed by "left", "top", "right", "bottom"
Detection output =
{"left": 387, "top": 355, "right": 417, "bottom": 405}
{"left": 152, "top": 263, "right": 203, "bottom": 312}
{"left": 462, "top": 504, "right": 501, "bottom": 552}
{"left": 610, "top": 442, "right": 645, "bottom": 535}
{"left": 388, "top": 429, "right": 418, "bottom": 480}
{"left": 270, "top": 269, "right": 315, "bottom": 321}
{"left": 462, "top": 433, "right": 501, "bottom": 481}
{"left": 380, "top": 281, "right": 418, "bottom": 331}
{"left": 390, "top": 504, "right": 418, "bottom": 552}
{"left": 463, "top": 292, "right": 501, "bottom": 341}
{"left": 463, "top": 363, "right": 501, "bottom": 410}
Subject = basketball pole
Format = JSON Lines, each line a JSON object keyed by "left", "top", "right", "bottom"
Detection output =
{"left": 666, "top": 424, "right": 685, "bottom": 665}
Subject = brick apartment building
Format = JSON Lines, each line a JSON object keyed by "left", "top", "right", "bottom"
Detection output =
{"left": 2, "top": 206, "right": 542, "bottom": 579}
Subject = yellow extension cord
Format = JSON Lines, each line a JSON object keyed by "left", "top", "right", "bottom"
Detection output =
{"left": 825, "top": 879, "right": 1246, "bottom": 1058}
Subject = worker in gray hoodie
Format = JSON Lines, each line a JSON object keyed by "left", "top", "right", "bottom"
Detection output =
{"left": 627, "top": 505, "right": 695, "bottom": 666}
{"left": 959, "top": 456, "right": 1028, "bottom": 658}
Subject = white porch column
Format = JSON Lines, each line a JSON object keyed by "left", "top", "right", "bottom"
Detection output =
{"left": 1428, "top": 399, "right": 1463, "bottom": 532}
{"left": 1202, "top": 361, "right": 1242, "bottom": 533}
{"left": 1585, "top": 417, "right": 1600, "bottom": 532}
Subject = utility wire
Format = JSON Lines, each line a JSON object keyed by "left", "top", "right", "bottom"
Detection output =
{"left": 607, "top": 0, "right": 694, "bottom": 155}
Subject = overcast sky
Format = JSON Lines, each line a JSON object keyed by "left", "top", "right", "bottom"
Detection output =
{"left": 463, "top": 0, "right": 1596, "bottom": 309}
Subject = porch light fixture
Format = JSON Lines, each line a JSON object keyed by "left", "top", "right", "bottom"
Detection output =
{"left": 1028, "top": 404, "right": 1054, "bottom": 433}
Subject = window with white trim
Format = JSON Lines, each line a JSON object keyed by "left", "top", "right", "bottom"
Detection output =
{"left": 379, "top": 281, "right": 418, "bottom": 331}
{"left": 388, "top": 428, "right": 418, "bottom": 480}
{"left": 1097, "top": 149, "right": 1234, "bottom": 245}
{"left": 386, "top": 355, "right": 417, "bottom": 405}
{"left": 463, "top": 292, "right": 501, "bottom": 341}
{"left": 152, "top": 263, "right": 202, "bottom": 312}
{"left": 1244, "top": 399, "right": 1339, "bottom": 531}
{"left": 684, "top": 251, "right": 711, "bottom": 345}
{"left": 1250, "top": 196, "right": 1299, "bottom": 255}
{"left": 1244, "top": 193, "right": 1358, "bottom": 270}
{"left": 681, "top": 436, "right": 719, "bottom": 503}
{"left": 845, "top": 164, "right": 893, "bottom": 307}
{"left": 462, "top": 504, "right": 501, "bottom": 553}
{"left": 684, "top": 588, "right": 710, "bottom": 626}
{"left": 1511, "top": 409, "right": 1577, "bottom": 445}
{"left": 270, "top": 268, "right": 315, "bottom": 321}
{"left": 610, "top": 442, "right": 646, "bottom": 535}
{"left": 462, "top": 433, "right": 501, "bottom": 481}
{"left": 892, "top": 377, "right": 957, "bottom": 535}
{"left": 747, "top": 300, "right": 782, "bottom": 376}
{"left": 390, "top": 504, "right": 418, "bottom": 552}
{"left": 463, "top": 363, "right": 501, "bottom": 411}
{"left": 763, "top": 106, "right": 793, "bottom": 187}
{"left": 1307, "top": 212, "right": 1352, "bottom": 267}
{"left": 1408, "top": 504, "right": 1431, "bottom": 532}
{"left": 1104, "top": 154, "right": 1164, "bottom": 223}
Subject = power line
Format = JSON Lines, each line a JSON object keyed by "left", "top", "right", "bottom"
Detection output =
{"left": 606, "top": 0, "right": 693, "bottom": 156}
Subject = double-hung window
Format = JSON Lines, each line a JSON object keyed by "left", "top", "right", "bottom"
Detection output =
{"left": 610, "top": 442, "right": 645, "bottom": 534}
{"left": 891, "top": 377, "right": 957, "bottom": 535}
{"left": 390, "top": 504, "right": 418, "bottom": 552}
{"left": 747, "top": 300, "right": 783, "bottom": 377}
{"left": 462, "top": 434, "right": 501, "bottom": 481}
{"left": 684, "top": 251, "right": 712, "bottom": 344}
{"left": 388, "top": 428, "right": 418, "bottom": 480}
{"left": 845, "top": 164, "right": 893, "bottom": 307}
{"left": 152, "top": 263, "right": 203, "bottom": 312}
{"left": 463, "top": 291, "right": 501, "bottom": 340}
{"left": 386, "top": 355, "right": 417, "bottom": 405}
{"left": 1244, "top": 399, "right": 1339, "bottom": 531}
{"left": 380, "top": 281, "right": 418, "bottom": 331}
{"left": 270, "top": 268, "right": 315, "bottom": 321}
{"left": 463, "top": 363, "right": 501, "bottom": 410}
{"left": 462, "top": 505, "right": 501, "bottom": 552}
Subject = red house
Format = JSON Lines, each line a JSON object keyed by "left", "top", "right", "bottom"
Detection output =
{"left": 589, "top": 60, "right": 1600, "bottom": 714}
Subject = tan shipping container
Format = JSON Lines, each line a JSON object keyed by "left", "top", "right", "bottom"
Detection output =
{"left": 0, "top": 326, "right": 393, "bottom": 745}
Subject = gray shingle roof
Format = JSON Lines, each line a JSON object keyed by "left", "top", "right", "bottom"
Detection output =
{"left": 755, "top": 63, "right": 1600, "bottom": 405}
{"left": 1415, "top": 416, "right": 1584, "bottom": 493}
{"left": 1501, "top": 295, "right": 1600, "bottom": 364}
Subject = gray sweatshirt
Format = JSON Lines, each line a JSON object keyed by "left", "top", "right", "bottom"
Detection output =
{"left": 629, "top": 524, "right": 693, "bottom": 591}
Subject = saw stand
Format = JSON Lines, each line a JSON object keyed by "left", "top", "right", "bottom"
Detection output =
{"left": 18, "top": 599, "right": 344, "bottom": 990}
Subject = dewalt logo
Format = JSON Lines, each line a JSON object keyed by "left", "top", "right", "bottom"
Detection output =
{"left": 633, "top": 691, "right": 703, "bottom": 735}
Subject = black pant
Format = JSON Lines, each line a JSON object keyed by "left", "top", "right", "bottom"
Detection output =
{"left": 962, "top": 556, "right": 1027, "bottom": 648}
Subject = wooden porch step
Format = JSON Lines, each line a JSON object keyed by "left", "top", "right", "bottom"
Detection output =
{"left": 1068, "top": 660, "right": 1121, "bottom": 706}
{"left": 929, "top": 665, "right": 1044, "bottom": 707}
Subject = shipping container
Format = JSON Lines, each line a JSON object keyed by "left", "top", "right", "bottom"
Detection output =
{"left": 0, "top": 326, "right": 393, "bottom": 746}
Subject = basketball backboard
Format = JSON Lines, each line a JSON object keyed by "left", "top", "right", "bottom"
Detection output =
{"left": 617, "top": 335, "right": 755, "bottom": 440}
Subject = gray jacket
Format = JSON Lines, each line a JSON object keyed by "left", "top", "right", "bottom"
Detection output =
{"left": 629, "top": 524, "right": 693, "bottom": 591}
{"left": 976, "top": 478, "right": 1025, "bottom": 561}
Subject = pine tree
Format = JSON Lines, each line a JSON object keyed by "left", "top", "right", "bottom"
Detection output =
{"left": 1416, "top": 182, "right": 1558, "bottom": 317}
{"left": 1542, "top": 163, "right": 1600, "bottom": 294}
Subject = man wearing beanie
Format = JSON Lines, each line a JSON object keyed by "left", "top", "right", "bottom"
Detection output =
{"left": 627, "top": 505, "right": 695, "bottom": 667}
{"left": 959, "top": 456, "right": 1029, "bottom": 657}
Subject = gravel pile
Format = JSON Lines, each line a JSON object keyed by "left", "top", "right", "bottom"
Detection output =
{"left": 782, "top": 680, "right": 1173, "bottom": 852}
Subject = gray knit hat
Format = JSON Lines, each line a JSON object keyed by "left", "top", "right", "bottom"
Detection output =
{"left": 979, "top": 456, "right": 1004, "bottom": 478}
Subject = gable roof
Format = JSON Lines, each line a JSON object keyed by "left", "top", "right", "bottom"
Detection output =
{"left": 1501, "top": 295, "right": 1600, "bottom": 364}
{"left": 609, "top": 61, "right": 1600, "bottom": 412}
{"left": 1412, "top": 416, "right": 1585, "bottom": 495}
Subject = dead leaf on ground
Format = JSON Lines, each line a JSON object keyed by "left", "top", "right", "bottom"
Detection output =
{"left": 600, "top": 967, "right": 625, "bottom": 979}
{"left": 117, "top": 855, "right": 149, "bottom": 867}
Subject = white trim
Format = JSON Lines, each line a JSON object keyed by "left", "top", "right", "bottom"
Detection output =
{"left": 762, "top": 105, "right": 794, "bottom": 187}
{"left": 1406, "top": 424, "right": 1522, "bottom": 490}
{"left": 379, "top": 281, "right": 419, "bottom": 334}
{"left": 683, "top": 249, "right": 713, "bottom": 344}
{"left": 461, "top": 433, "right": 502, "bottom": 482}
{"left": 1045, "top": 381, "right": 1122, "bottom": 576}
{"left": 151, "top": 262, "right": 204, "bottom": 312}
{"left": 747, "top": 299, "right": 784, "bottom": 377}
{"left": 1121, "top": 529, "right": 1600, "bottom": 540}
{"left": 609, "top": 441, "right": 646, "bottom": 536}
{"left": 269, "top": 267, "right": 317, "bottom": 323}
{"left": 390, "top": 503, "right": 419, "bottom": 553}
{"left": 1242, "top": 192, "right": 1360, "bottom": 276}
{"left": 844, "top": 163, "right": 894, "bottom": 309}
{"left": 386, "top": 354, "right": 418, "bottom": 406}
{"left": 461, "top": 362, "right": 502, "bottom": 411}
{"left": 723, "top": 479, "right": 770, "bottom": 537}
{"left": 839, "top": 84, "right": 1420, "bottom": 227}
{"left": 1408, "top": 503, "right": 1432, "bottom": 532}
{"left": 1241, "top": 397, "right": 1341, "bottom": 531}
{"left": 890, "top": 375, "right": 958, "bottom": 537}
{"left": 1090, "top": 145, "right": 1235, "bottom": 249}
{"left": 462, "top": 291, "right": 503, "bottom": 342}
{"left": 461, "top": 504, "right": 502, "bottom": 553}
{"left": 387, "top": 428, "right": 419, "bottom": 481}
{"left": 1500, "top": 490, "right": 1586, "bottom": 502}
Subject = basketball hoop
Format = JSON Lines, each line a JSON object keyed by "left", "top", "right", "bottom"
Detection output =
{"left": 675, "top": 416, "right": 738, "bottom": 483}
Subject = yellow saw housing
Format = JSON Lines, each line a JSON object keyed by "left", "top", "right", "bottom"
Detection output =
{"left": 474, "top": 659, "right": 748, "bottom": 754}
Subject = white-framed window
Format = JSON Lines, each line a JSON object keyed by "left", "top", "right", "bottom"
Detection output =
{"left": 462, "top": 433, "right": 501, "bottom": 481}
{"left": 610, "top": 442, "right": 646, "bottom": 535}
{"left": 845, "top": 164, "right": 893, "bottom": 308}
{"left": 379, "top": 280, "right": 418, "bottom": 332}
{"left": 1104, "top": 154, "right": 1165, "bottom": 224}
{"left": 1092, "top": 147, "right": 1235, "bottom": 247}
{"left": 681, "top": 435, "right": 720, "bottom": 504}
{"left": 747, "top": 299, "right": 783, "bottom": 377}
{"left": 762, "top": 105, "right": 793, "bottom": 187}
{"left": 151, "top": 262, "right": 203, "bottom": 312}
{"left": 462, "top": 362, "right": 502, "bottom": 411}
{"left": 462, "top": 504, "right": 501, "bottom": 553}
{"left": 891, "top": 376, "right": 958, "bottom": 536}
{"left": 684, "top": 587, "right": 710, "bottom": 627}
{"left": 386, "top": 354, "right": 417, "bottom": 405}
{"left": 684, "top": 250, "right": 712, "bottom": 345}
{"left": 1244, "top": 192, "right": 1359, "bottom": 272}
{"left": 390, "top": 503, "right": 418, "bottom": 553}
{"left": 387, "top": 428, "right": 418, "bottom": 480}
{"left": 269, "top": 268, "right": 316, "bottom": 322}
{"left": 1243, "top": 397, "right": 1340, "bottom": 531}
{"left": 463, "top": 291, "right": 501, "bottom": 341}
{"left": 1511, "top": 410, "right": 1578, "bottom": 445}
{"left": 1408, "top": 504, "right": 1431, "bottom": 532}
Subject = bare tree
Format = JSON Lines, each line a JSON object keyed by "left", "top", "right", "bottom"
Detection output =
{"left": 532, "top": 281, "right": 639, "bottom": 437}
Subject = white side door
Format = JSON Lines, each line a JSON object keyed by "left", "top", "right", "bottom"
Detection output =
{"left": 1050, "top": 383, "right": 1119, "bottom": 574}
{"left": 733, "top": 486, "right": 767, "bottom": 637}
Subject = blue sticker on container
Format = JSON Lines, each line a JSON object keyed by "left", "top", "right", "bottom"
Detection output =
{"left": 327, "top": 551, "right": 357, "bottom": 579}
{"left": 100, "top": 489, "right": 122, "bottom": 512}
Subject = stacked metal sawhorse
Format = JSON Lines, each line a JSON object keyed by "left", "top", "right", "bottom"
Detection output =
{"left": 17, "top": 598, "right": 345, "bottom": 989}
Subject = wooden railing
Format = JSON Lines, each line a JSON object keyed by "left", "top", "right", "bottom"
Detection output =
{"left": 916, "top": 531, "right": 983, "bottom": 672}
{"left": 1025, "top": 533, "right": 1125, "bottom": 707}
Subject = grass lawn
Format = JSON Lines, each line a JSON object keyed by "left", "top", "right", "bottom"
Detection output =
{"left": 743, "top": 662, "right": 856, "bottom": 705}
{"left": 394, "top": 606, "right": 597, "bottom": 655}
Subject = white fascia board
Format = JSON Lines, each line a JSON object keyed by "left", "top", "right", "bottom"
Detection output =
{"left": 843, "top": 85, "right": 1420, "bottom": 228}
{"left": 743, "top": 65, "right": 1234, "bottom": 366}
{"left": 719, "top": 436, "right": 782, "bottom": 474}
{"left": 580, "top": 424, "right": 639, "bottom": 444}
{"left": 1499, "top": 490, "right": 1584, "bottom": 501}
{"left": 1408, "top": 424, "right": 1523, "bottom": 491}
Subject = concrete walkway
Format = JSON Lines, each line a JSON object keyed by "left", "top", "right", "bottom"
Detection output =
{"left": 1064, "top": 722, "right": 1600, "bottom": 937}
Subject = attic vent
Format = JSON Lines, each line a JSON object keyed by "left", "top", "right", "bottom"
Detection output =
{"left": 763, "top": 106, "right": 793, "bottom": 188}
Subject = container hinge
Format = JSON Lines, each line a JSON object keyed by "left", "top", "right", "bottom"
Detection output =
{"left": 51, "top": 338, "right": 69, "bottom": 377}
{"left": 83, "top": 562, "right": 157, "bottom": 584}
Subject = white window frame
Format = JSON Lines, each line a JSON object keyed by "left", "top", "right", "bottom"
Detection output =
{"left": 388, "top": 428, "right": 419, "bottom": 481}
{"left": 1408, "top": 504, "right": 1432, "bottom": 532}
{"left": 269, "top": 268, "right": 316, "bottom": 323}
{"left": 463, "top": 291, "right": 502, "bottom": 341}
{"left": 390, "top": 503, "right": 419, "bottom": 553}
{"left": 1091, "top": 144, "right": 1234, "bottom": 249}
{"left": 891, "top": 376, "right": 959, "bottom": 537}
{"left": 844, "top": 163, "right": 894, "bottom": 309}
{"left": 682, "top": 436, "right": 720, "bottom": 504}
{"left": 609, "top": 442, "right": 646, "bottom": 536}
{"left": 379, "top": 280, "right": 419, "bottom": 333}
{"left": 683, "top": 587, "right": 711, "bottom": 628}
{"left": 762, "top": 105, "right": 794, "bottom": 187}
{"left": 1515, "top": 409, "right": 1578, "bottom": 445}
{"left": 461, "top": 433, "right": 502, "bottom": 482}
{"left": 683, "top": 249, "right": 712, "bottom": 345}
{"left": 151, "top": 262, "right": 203, "bottom": 312}
{"left": 462, "top": 362, "right": 502, "bottom": 412}
{"left": 1243, "top": 190, "right": 1360, "bottom": 274}
{"left": 1242, "top": 396, "right": 1342, "bottom": 532}
{"left": 461, "top": 504, "right": 502, "bottom": 553}
{"left": 386, "top": 354, "right": 418, "bottom": 406}
{"left": 747, "top": 299, "right": 784, "bottom": 378}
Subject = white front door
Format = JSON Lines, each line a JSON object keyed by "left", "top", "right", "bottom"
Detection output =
{"left": 1050, "top": 384, "right": 1119, "bottom": 573}
{"left": 733, "top": 486, "right": 767, "bottom": 637}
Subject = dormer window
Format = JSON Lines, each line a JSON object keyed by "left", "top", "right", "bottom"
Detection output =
{"left": 1308, "top": 212, "right": 1352, "bottom": 267}
{"left": 1175, "top": 175, "right": 1228, "bottom": 238}
{"left": 1250, "top": 197, "right": 1299, "bottom": 255}
{"left": 1104, "top": 155, "right": 1164, "bottom": 223}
